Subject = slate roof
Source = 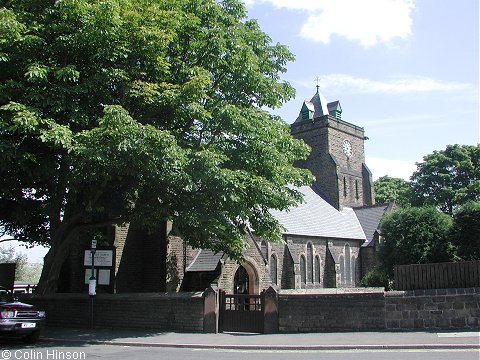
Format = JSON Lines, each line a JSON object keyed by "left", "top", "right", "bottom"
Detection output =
{"left": 295, "top": 90, "right": 329, "bottom": 123}
{"left": 327, "top": 100, "right": 341, "bottom": 113}
{"left": 270, "top": 185, "right": 366, "bottom": 240}
{"left": 187, "top": 186, "right": 371, "bottom": 271}
{"left": 304, "top": 101, "right": 315, "bottom": 112}
{"left": 353, "top": 204, "right": 391, "bottom": 247}
{"left": 186, "top": 249, "right": 223, "bottom": 272}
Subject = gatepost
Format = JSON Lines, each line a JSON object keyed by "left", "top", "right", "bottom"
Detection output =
{"left": 203, "top": 286, "right": 219, "bottom": 333}
{"left": 263, "top": 286, "right": 279, "bottom": 333}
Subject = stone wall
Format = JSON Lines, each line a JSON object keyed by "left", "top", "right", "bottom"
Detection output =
{"left": 115, "top": 222, "right": 167, "bottom": 293}
{"left": 385, "top": 288, "right": 480, "bottom": 330}
{"left": 362, "top": 163, "right": 375, "bottom": 206}
{"left": 278, "top": 289, "right": 386, "bottom": 332}
{"left": 360, "top": 246, "right": 377, "bottom": 279}
{"left": 324, "top": 117, "right": 370, "bottom": 209}
{"left": 276, "top": 287, "right": 479, "bottom": 332}
{"left": 25, "top": 292, "right": 204, "bottom": 332}
{"left": 22, "top": 287, "right": 479, "bottom": 333}
{"left": 270, "top": 242, "right": 294, "bottom": 289}
{"left": 165, "top": 235, "right": 200, "bottom": 292}
{"left": 114, "top": 224, "right": 129, "bottom": 275}
{"left": 326, "top": 238, "right": 361, "bottom": 287}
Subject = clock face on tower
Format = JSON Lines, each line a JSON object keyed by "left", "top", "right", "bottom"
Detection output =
{"left": 343, "top": 139, "right": 352, "bottom": 157}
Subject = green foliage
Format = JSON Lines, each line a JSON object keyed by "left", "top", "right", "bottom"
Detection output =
{"left": 0, "top": 0, "right": 313, "bottom": 290}
{"left": 410, "top": 144, "right": 480, "bottom": 215}
{"left": 373, "top": 175, "right": 411, "bottom": 208}
{"left": 0, "top": 245, "right": 29, "bottom": 281}
{"left": 16, "top": 262, "right": 43, "bottom": 284}
{"left": 359, "top": 266, "right": 391, "bottom": 290}
{"left": 371, "top": 145, "right": 479, "bottom": 279}
{"left": 451, "top": 201, "right": 480, "bottom": 260}
{"left": 378, "top": 207, "right": 455, "bottom": 277}
{"left": 0, "top": 245, "right": 26, "bottom": 264}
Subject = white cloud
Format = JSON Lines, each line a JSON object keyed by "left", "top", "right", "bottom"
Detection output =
{"left": 246, "top": 0, "right": 415, "bottom": 47}
{"left": 311, "top": 74, "right": 472, "bottom": 94}
{"left": 366, "top": 156, "right": 417, "bottom": 180}
{"left": 358, "top": 113, "right": 451, "bottom": 134}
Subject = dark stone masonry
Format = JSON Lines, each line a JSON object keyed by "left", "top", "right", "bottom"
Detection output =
{"left": 384, "top": 288, "right": 480, "bottom": 330}
{"left": 23, "top": 287, "right": 479, "bottom": 333}
{"left": 278, "top": 290, "right": 386, "bottom": 332}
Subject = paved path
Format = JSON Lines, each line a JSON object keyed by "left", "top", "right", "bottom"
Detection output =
{"left": 41, "top": 327, "right": 480, "bottom": 350}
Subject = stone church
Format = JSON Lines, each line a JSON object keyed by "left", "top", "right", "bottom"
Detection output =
{"left": 127, "top": 88, "right": 392, "bottom": 295}
{"left": 60, "top": 88, "right": 392, "bottom": 295}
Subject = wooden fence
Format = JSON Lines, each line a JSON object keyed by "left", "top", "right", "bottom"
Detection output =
{"left": 394, "top": 261, "right": 480, "bottom": 291}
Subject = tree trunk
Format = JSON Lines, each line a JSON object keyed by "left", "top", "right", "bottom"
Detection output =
{"left": 35, "top": 231, "right": 78, "bottom": 294}
{"left": 36, "top": 216, "right": 121, "bottom": 294}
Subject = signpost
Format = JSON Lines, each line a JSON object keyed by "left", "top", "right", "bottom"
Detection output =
{"left": 89, "top": 239, "right": 97, "bottom": 329}
{"left": 83, "top": 249, "right": 114, "bottom": 287}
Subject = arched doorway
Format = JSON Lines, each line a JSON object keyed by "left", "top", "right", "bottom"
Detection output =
{"left": 233, "top": 265, "right": 249, "bottom": 295}
{"left": 232, "top": 261, "right": 259, "bottom": 295}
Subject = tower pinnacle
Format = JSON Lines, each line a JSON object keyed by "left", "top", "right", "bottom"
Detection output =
{"left": 314, "top": 76, "right": 321, "bottom": 92}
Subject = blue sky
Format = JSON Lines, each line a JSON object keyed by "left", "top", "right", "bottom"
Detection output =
{"left": 5, "top": 0, "right": 480, "bottom": 263}
{"left": 244, "top": 0, "right": 479, "bottom": 180}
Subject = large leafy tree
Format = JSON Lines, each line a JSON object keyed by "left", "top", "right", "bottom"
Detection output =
{"left": 451, "top": 201, "right": 480, "bottom": 261}
{"left": 410, "top": 144, "right": 480, "bottom": 215}
{"left": 0, "top": 0, "right": 312, "bottom": 293}
{"left": 373, "top": 175, "right": 411, "bottom": 208}
{"left": 378, "top": 207, "right": 455, "bottom": 278}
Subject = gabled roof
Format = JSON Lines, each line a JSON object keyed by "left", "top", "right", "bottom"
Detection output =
{"left": 327, "top": 100, "right": 341, "bottom": 113}
{"left": 270, "top": 185, "right": 366, "bottom": 240}
{"left": 353, "top": 203, "right": 393, "bottom": 247}
{"left": 186, "top": 249, "right": 223, "bottom": 272}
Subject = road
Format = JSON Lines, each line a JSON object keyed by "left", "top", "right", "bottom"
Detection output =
{"left": 0, "top": 341, "right": 478, "bottom": 360}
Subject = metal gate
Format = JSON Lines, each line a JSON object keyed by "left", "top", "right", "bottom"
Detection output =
{"left": 219, "top": 290, "right": 264, "bottom": 333}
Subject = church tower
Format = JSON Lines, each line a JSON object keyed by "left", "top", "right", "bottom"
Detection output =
{"left": 291, "top": 88, "right": 375, "bottom": 210}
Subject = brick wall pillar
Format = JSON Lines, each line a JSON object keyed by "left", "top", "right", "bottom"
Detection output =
{"left": 263, "top": 286, "right": 279, "bottom": 333}
{"left": 203, "top": 286, "right": 219, "bottom": 333}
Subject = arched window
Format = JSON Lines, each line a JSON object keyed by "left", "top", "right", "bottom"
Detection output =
{"left": 315, "top": 255, "right": 321, "bottom": 284}
{"left": 345, "top": 244, "right": 351, "bottom": 285}
{"left": 307, "top": 243, "right": 313, "bottom": 283}
{"left": 339, "top": 255, "right": 345, "bottom": 286}
{"left": 351, "top": 255, "right": 356, "bottom": 286}
{"left": 270, "top": 254, "right": 277, "bottom": 285}
{"left": 300, "top": 256, "right": 306, "bottom": 288}
{"left": 355, "top": 180, "right": 359, "bottom": 200}
{"left": 343, "top": 177, "right": 347, "bottom": 197}
{"left": 261, "top": 240, "right": 267, "bottom": 259}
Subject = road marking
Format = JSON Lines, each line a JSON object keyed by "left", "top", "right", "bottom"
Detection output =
{"left": 436, "top": 332, "right": 479, "bottom": 338}
{"left": 193, "top": 348, "right": 479, "bottom": 354}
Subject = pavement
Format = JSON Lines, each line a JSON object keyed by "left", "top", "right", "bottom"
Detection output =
{"left": 40, "top": 327, "right": 480, "bottom": 351}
